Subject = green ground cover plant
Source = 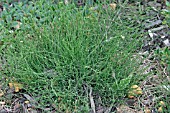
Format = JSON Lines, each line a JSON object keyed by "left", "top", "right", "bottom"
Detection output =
{"left": 162, "top": 1, "right": 170, "bottom": 27}
{"left": 0, "top": 0, "right": 147, "bottom": 112}
{"left": 153, "top": 47, "right": 170, "bottom": 113}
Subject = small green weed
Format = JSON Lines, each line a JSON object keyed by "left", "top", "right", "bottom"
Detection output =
{"left": 154, "top": 47, "right": 170, "bottom": 113}
{"left": 162, "top": 1, "right": 170, "bottom": 27}
{"left": 155, "top": 47, "right": 170, "bottom": 76}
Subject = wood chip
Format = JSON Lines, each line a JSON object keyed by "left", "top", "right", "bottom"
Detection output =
{"left": 163, "top": 39, "right": 170, "bottom": 46}
{"left": 148, "top": 30, "right": 154, "bottom": 38}
{"left": 104, "top": 104, "right": 113, "bottom": 113}
{"left": 145, "top": 20, "right": 162, "bottom": 29}
{"left": 23, "top": 94, "right": 37, "bottom": 105}
{"left": 89, "top": 87, "right": 96, "bottom": 113}
{"left": 116, "top": 105, "right": 136, "bottom": 113}
{"left": 150, "top": 25, "right": 168, "bottom": 32}
{"left": 0, "top": 101, "right": 5, "bottom": 105}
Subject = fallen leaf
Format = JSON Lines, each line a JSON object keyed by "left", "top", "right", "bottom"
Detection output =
{"left": 9, "top": 82, "right": 23, "bottom": 92}
{"left": 159, "top": 101, "right": 166, "bottom": 107}
{"left": 128, "top": 91, "right": 135, "bottom": 99}
{"left": 128, "top": 85, "right": 143, "bottom": 98}
{"left": 131, "top": 85, "right": 139, "bottom": 89}
{"left": 24, "top": 100, "right": 29, "bottom": 104}
{"left": 15, "top": 87, "right": 20, "bottom": 92}
{"left": 0, "top": 90, "right": 4, "bottom": 97}
{"left": 145, "top": 107, "right": 151, "bottom": 113}
{"left": 136, "top": 90, "right": 143, "bottom": 95}
{"left": 158, "top": 106, "right": 163, "bottom": 112}
{"left": 9, "top": 83, "right": 13, "bottom": 88}
{"left": 109, "top": 3, "right": 116, "bottom": 10}
{"left": 136, "top": 87, "right": 143, "bottom": 95}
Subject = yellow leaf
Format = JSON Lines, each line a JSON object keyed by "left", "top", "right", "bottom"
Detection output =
{"left": 136, "top": 87, "right": 143, "bottom": 95}
{"left": 109, "top": 3, "right": 116, "bottom": 10}
{"left": 128, "top": 95, "right": 134, "bottom": 99}
{"left": 13, "top": 82, "right": 23, "bottom": 88}
{"left": 131, "top": 85, "right": 142, "bottom": 94}
{"left": 9, "top": 83, "right": 13, "bottom": 88}
{"left": 0, "top": 90, "right": 4, "bottom": 97}
{"left": 24, "top": 100, "right": 29, "bottom": 104}
{"left": 144, "top": 107, "right": 151, "bottom": 113}
{"left": 9, "top": 82, "right": 23, "bottom": 92}
{"left": 128, "top": 85, "right": 143, "bottom": 98}
{"left": 128, "top": 91, "right": 135, "bottom": 99}
{"left": 159, "top": 101, "right": 166, "bottom": 107}
{"left": 158, "top": 106, "right": 163, "bottom": 112}
{"left": 131, "top": 85, "right": 139, "bottom": 89}
{"left": 15, "top": 87, "right": 20, "bottom": 92}
{"left": 136, "top": 90, "right": 143, "bottom": 95}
